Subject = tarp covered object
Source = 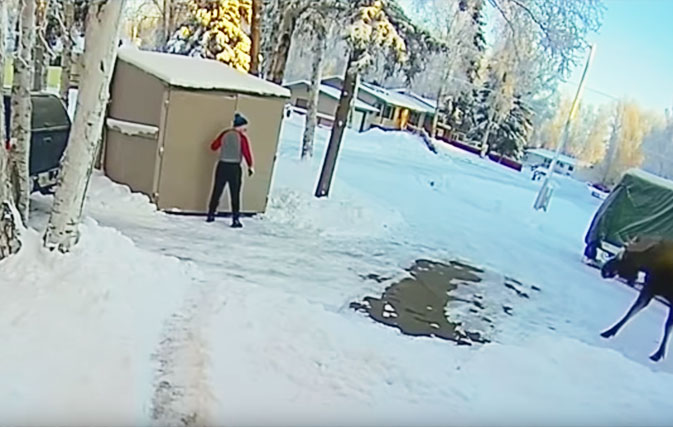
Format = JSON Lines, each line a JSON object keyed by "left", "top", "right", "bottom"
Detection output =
{"left": 585, "top": 169, "right": 673, "bottom": 248}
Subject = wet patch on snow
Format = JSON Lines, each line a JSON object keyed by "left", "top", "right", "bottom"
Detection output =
{"left": 351, "top": 259, "right": 538, "bottom": 345}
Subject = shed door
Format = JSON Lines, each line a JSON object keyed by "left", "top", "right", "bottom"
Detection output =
{"left": 158, "top": 89, "right": 236, "bottom": 212}
{"left": 233, "top": 95, "right": 286, "bottom": 213}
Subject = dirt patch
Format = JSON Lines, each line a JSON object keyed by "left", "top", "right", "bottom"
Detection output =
{"left": 351, "top": 259, "right": 535, "bottom": 345}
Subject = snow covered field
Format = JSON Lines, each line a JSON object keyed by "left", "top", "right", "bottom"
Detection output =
{"left": 2, "top": 114, "right": 673, "bottom": 426}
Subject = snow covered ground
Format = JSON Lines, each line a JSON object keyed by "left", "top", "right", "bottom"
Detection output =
{"left": 2, "top": 113, "right": 673, "bottom": 425}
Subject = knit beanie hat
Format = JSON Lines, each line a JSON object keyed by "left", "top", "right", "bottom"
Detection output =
{"left": 233, "top": 113, "right": 248, "bottom": 128}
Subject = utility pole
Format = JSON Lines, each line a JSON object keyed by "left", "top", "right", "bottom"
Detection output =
{"left": 534, "top": 44, "right": 596, "bottom": 211}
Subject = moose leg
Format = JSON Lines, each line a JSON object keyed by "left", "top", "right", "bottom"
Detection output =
{"left": 650, "top": 307, "right": 673, "bottom": 362}
{"left": 601, "top": 291, "right": 653, "bottom": 338}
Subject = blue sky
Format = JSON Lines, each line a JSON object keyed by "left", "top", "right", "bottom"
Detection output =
{"left": 400, "top": 0, "right": 672, "bottom": 113}
{"left": 561, "top": 0, "right": 673, "bottom": 112}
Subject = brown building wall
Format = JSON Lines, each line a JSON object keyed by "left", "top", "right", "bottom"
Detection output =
{"left": 108, "top": 60, "right": 165, "bottom": 127}
{"left": 104, "top": 130, "right": 158, "bottom": 196}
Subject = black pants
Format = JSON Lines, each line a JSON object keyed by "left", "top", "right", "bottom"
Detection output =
{"left": 208, "top": 161, "right": 242, "bottom": 217}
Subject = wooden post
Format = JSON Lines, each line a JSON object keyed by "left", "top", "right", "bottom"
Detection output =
{"left": 315, "top": 54, "right": 358, "bottom": 198}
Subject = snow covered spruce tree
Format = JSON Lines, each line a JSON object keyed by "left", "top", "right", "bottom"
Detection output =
{"left": 9, "top": 0, "right": 36, "bottom": 224}
{"left": 440, "top": 0, "right": 486, "bottom": 137}
{"left": 315, "top": 0, "right": 406, "bottom": 198}
{"left": 430, "top": 0, "right": 485, "bottom": 137}
{"left": 486, "top": 95, "right": 533, "bottom": 160}
{"left": 167, "top": 0, "right": 252, "bottom": 72}
{"left": 0, "top": 0, "right": 22, "bottom": 260}
{"left": 43, "top": 0, "right": 127, "bottom": 253}
{"left": 472, "top": 49, "right": 517, "bottom": 156}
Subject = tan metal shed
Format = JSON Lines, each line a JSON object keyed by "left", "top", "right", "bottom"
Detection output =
{"left": 103, "top": 47, "right": 290, "bottom": 214}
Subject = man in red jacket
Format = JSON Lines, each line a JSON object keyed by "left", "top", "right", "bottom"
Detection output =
{"left": 207, "top": 112, "right": 254, "bottom": 227}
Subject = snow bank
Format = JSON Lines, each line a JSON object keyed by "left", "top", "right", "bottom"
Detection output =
{"left": 85, "top": 170, "right": 159, "bottom": 217}
{"left": 265, "top": 158, "right": 404, "bottom": 240}
{"left": 0, "top": 221, "right": 194, "bottom": 426}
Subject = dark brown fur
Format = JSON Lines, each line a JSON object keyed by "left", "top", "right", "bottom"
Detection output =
{"left": 600, "top": 237, "right": 673, "bottom": 361}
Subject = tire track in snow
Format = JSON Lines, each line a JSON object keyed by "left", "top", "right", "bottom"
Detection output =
{"left": 151, "top": 278, "right": 217, "bottom": 426}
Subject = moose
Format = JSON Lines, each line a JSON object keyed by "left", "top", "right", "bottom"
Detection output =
{"left": 599, "top": 236, "right": 673, "bottom": 362}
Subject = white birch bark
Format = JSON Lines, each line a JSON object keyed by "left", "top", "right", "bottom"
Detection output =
{"left": 0, "top": 1, "right": 22, "bottom": 259}
{"left": 60, "top": 0, "right": 75, "bottom": 106}
{"left": 43, "top": 0, "right": 126, "bottom": 253}
{"left": 301, "top": 29, "right": 325, "bottom": 159}
{"left": 9, "top": 0, "right": 35, "bottom": 224}
{"left": 33, "top": 0, "right": 48, "bottom": 92}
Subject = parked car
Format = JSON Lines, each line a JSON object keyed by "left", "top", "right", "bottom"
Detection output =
{"left": 3, "top": 93, "right": 71, "bottom": 194}
{"left": 531, "top": 165, "right": 548, "bottom": 181}
{"left": 587, "top": 182, "right": 610, "bottom": 200}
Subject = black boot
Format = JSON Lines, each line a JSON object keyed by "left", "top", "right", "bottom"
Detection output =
{"left": 231, "top": 215, "right": 242, "bottom": 228}
{"left": 206, "top": 213, "right": 215, "bottom": 223}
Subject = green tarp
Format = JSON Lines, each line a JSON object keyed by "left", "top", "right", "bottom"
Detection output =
{"left": 585, "top": 169, "right": 673, "bottom": 248}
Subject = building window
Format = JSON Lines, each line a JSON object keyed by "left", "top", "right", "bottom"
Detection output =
{"left": 382, "top": 104, "right": 394, "bottom": 119}
{"left": 295, "top": 98, "right": 308, "bottom": 109}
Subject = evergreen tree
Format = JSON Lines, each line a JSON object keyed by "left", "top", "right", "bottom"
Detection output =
{"left": 167, "top": 0, "right": 252, "bottom": 72}
{"left": 470, "top": 71, "right": 532, "bottom": 159}
{"left": 441, "top": 0, "right": 486, "bottom": 137}
{"left": 488, "top": 96, "right": 533, "bottom": 159}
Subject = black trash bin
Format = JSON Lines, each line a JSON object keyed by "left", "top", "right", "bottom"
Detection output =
{"left": 3, "top": 93, "right": 71, "bottom": 193}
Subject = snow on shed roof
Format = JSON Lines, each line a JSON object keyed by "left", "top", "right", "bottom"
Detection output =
{"left": 626, "top": 168, "right": 673, "bottom": 191}
{"left": 117, "top": 47, "right": 290, "bottom": 98}
{"left": 284, "top": 80, "right": 379, "bottom": 113}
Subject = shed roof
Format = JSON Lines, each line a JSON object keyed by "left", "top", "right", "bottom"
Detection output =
{"left": 117, "top": 47, "right": 291, "bottom": 98}
{"left": 284, "top": 80, "right": 379, "bottom": 113}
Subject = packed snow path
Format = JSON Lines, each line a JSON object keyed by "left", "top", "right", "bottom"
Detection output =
{"left": 22, "top": 115, "right": 673, "bottom": 425}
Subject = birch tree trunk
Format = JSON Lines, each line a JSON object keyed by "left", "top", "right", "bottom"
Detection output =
{"left": 315, "top": 51, "right": 359, "bottom": 198}
{"left": 0, "top": 1, "right": 22, "bottom": 260}
{"left": 43, "top": 0, "right": 126, "bottom": 253}
{"left": 249, "top": 0, "right": 262, "bottom": 76}
{"left": 267, "top": 7, "right": 300, "bottom": 85}
{"left": 60, "top": 0, "right": 75, "bottom": 106}
{"left": 32, "top": 0, "right": 48, "bottom": 92}
{"left": 301, "top": 29, "right": 325, "bottom": 159}
{"left": 10, "top": 0, "right": 35, "bottom": 223}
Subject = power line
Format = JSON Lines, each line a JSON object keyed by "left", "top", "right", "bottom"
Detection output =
{"left": 563, "top": 81, "right": 620, "bottom": 101}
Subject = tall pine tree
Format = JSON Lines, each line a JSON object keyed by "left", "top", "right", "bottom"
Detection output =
{"left": 167, "top": 0, "right": 252, "bottom": 72}
{"left": 441, "top": 0, "right": 486, "bottom": 138}
{"left": 487, "top": 96, "right": 533, "bottom": 159}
